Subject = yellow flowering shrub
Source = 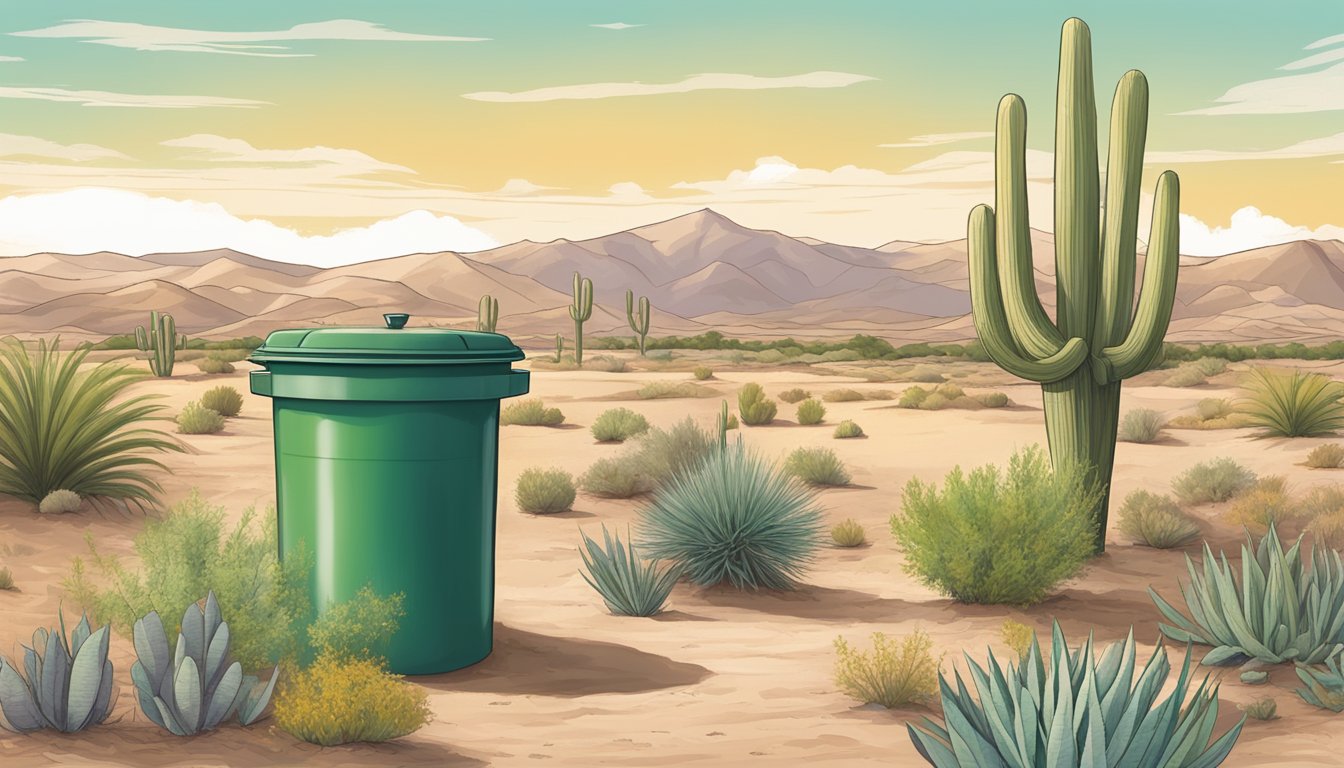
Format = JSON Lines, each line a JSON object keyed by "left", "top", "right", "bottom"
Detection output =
{"left": 274, "top": 654, "right": 432, "bottom": 746}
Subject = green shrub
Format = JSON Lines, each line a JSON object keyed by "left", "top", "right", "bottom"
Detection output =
{"left": 737, "top": 383, "right": 777, "bottom": 425}
{"left": 833, "top": 420, "right": 864, "bottom": 439}
{"left": 176, "top": 401, "right": 225, "bottom": 434}
{"left": 796, "top": 398, "right": 826, "bottom": 425}
{"left": 515, "top": 468, "right": 576, "bottom": 514}
{"left": 0, "top": 339, "right": 181, "bottom": 508}
{"left": 1164, "top": 365, "right": 1209, "bottom": 387}
{"left": 1172, "top": 458, "right": 1257, "bottom": 504}
{"left": 692, "top": 365, "right": 714, "bottom": 380}
{"left": 999, "top": 619, "right": 1034, "bottom": 659}
{"left": 1151, "top": 525, "right": 1344, "bottom": 664}
{"left": 834, "top": 630, "right": 940, "bottom": 708}
{"left": 1241, "top": 697, "right": 1278, "bottom": 721}
{"left": 307, "top": 586, "right": 405, "bottom": 661}
{"left": 206, "top": 349, "right": 253, "bottom": 363}
{"left": 274, "top": 654, "right": 431, "bottom": 746}
{"left": 899, "top": 386, "right": 929, "bottom": 408}
{"left": 1169, "top": 397, "right": 1254, "bottom": 430}
{"left": 196, "top": 357, "right": 235, "bottom": 375}
{"left": 1242, "top": 367, "right": 1344, "bottom": 437}
{"left": 1117, "top": 408, "right": 1166, "bottom": 443}
{"left": 637, "top": 439, "right": 823, "bottom": 590}
{"left": 1199, "top": 397, "right": 1236, "bottom": 421}
{"left": 38, "top": 489, "right": 81, "bottom": 514}
{"left": 1308, "top": 443, "right": 1344, "bottom": 469}
{"left": 501, "top": 398, "right": 565, "bottom": 426}
{"left": 866, "top": 389, "right": 895, "bottom": 401}
{"left": 1297, "top": 655, "right": 1344, "bottom": 712}
{"left": 907, "top": 621, "right": 1244, "bottom": 767}
{"left": 0, "top": 566, "right": 12, "bottom": 590}
{"left": 823, "top": 388, "right": 864, "bottom": 403}
{"left": 1228, "top": 476, "right": 1299, "bottom": 535}
{"left": 933, "top": 383, "right": 964, "bottom": 400}
{"left": 901, "top": 365, "right": 945, "bottom": 383}
{"left": 579, "top": 524, "right": 680, "bottom": 617}
{"left": 777, "top": 388, "right": 811, "bottom": 404}
{"left": 588, "top": 355, "right": 628, "bottom": 373}
{"left": 1193, "top": 357, "right": 1230, "bottom": 377}
{"left": 976, "top": 392, "right": 1009, "bottom": 408}
{"left": 200, "top": 385, "right": 243, "bottom": 417}
{"left": 784, "top": 447, "right": 850, "bottom": 486}
{"left": 591, "top": 407, "right": 650, "bottom": 442}
{"left": 830, "top": 519, "right": 866, "bottom": 547}
{"left": 890, "top": 446, "right": 1098, "bottom": 605}
{"left": 1117, "top": 489, "right": 1199, "bottom": 548}
{"left": 637, "top": 381, "right": 712, "bottom": 399}
{"left": 919, "top": 392, "right": 951, "bottom": 411}
{"left": 578, "top": 456, "right": 650, "bottom": 498}
{"left": 631, "top": 417, "right": 716, "bottom": 489}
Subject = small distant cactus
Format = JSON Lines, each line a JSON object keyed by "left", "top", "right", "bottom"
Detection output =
{"left": 477, "top": 294, "right": 499, "bottom": 333}
{"left": 135, "top": 310, "right": 184, "bottom": 377}
{"left": 38, "top": 489, "right": 82, "bottom": 514}
{"left": 738, "top": 383, "right": 777, "bottom": 425}
{"left": 554, "top": 334, "right": 565, "bottom": 364}
{"left": 625, "top": 290, "right": 652, "bottom": 356}
{"left": 570, "top": 272, "right": 594, "bottom": 366}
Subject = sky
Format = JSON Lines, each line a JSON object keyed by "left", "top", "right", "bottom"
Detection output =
{"left": 0, "top": 1, "right": 1340, "bottom": 265}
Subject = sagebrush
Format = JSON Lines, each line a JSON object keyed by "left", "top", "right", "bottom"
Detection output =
{"left": 834, "top": 630, "right": 941, "bottom": 709}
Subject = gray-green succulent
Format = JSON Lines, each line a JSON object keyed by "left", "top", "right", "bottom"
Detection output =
{"left": 0, "top": 610, "right": 115, "bottom": 733}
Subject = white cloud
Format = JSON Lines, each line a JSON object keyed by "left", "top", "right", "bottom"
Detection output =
{"left": 0, "top": 188, "right": 497, "bottom": 266}
{"left": 494, "top": 178, "right": 560, "bottom": 196}
{"left": 879, "top": 131, "right": 993, "bottom": 148}
{"left": 10, "top": 19, "right": 487, "bottom": 57}
{"left": 160, "top": 134, "right": 414, "bottom": 173}
{"left": 1179, "top": 206, "right": 1344, "bottom": 256}
{"left": 0, "top": 55, "right": 23, "bottom": 62}
{"left": 0, "top": 133, "right": 128, "bottom": 161}
{"left": 591, "top": 23, "right": 642, "bottom": 30}
{"left": 0, "top": 85, "right": 265, "bottom": 109}
{"left": 462, "top": 71, "right": 876, "bottom": 103}
{"left": 1181, "top": 31, "right": 1344, "bottom": 115}
{"left": 1146, "top": 131, "right": 1344, "bottom": 163}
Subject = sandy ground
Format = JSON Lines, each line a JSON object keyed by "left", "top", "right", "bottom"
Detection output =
{"left": 4, "top": 355, "right": 1344, "bottom": 766}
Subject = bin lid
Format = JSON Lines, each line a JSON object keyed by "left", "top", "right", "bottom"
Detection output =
{"left": 249, "top": 313, "right": 525, "bottom": 365}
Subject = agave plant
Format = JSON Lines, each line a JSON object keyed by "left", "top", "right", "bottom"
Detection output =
{"left": 0, "top": 338, "right": 182, "bottom": 509}
{"left": 1295, "top": 654, "right": 1344, "bottom": 712}
{"left": 0, "top": 610, "right": 115, "bottom": 733}
{"left": 908, "top": 621, "right": 1244, "bottom": 767}
{"left": 1149, "top": 525, "right": 1344, "bottom": 666}
{"left": 579, "top": 524, "right": 681, "bottom": 617}
{"left": 131, "top": 592, "right": 279, "bottom": 735}
{"left": 1241, "top": 366, "right": 1344, "bottom": 437}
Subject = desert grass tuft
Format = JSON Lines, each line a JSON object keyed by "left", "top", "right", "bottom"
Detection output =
{"left": 777, "top": 388, "right": 811, "bottom": 404}
{"left": 833, "top": 420, "right": 864, "bottom": 439}
{"left": 796, "top": 398, "right": 826, "bottom": 425}
{"left": 1228, "top": 475, "right": 1299, "bottom": 534}
{"left": 590, "top": 407, "right": 649, "bottom": 443}
{"left": 834, "top": 630, "right": 941, "bottom": 709}
{"left": 637, "top": 381, "right": 713, "bottom": 400}
{"left": 784, "top": 447, "right": 851, "bottom": 487}
{"left": 1307, "top": 444, "right": 1344, "bottom": 469}
{"left": 501, "top": 398, "right": 565, "bottom": 426}
{"left": 1117, "top": 490, "right": 1200, "bottom": 548}
{"left": 1118, "top": 409, "right": 1166, "bottom": 443}
{"left": 176, "top": 401, "right": 225, "bottom": 434}
{"left": 515, "top": 468, "right": 576, "bottom": 514}
{"left": 1241, "top": 367, "right": 1344, "bottom": 437}
{"left": 1172, "top": 458, "right": 1257, "bottom": 504}
{"left": 830, "top": 518, "right": 866, "bottom": 547}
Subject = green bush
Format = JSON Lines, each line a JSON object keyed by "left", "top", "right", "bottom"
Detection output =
{"left": 737, "top": 383, "right": 777, "bottom": 425}
{"left": 1117, "top": 489, "right": 1199, "bottom": 548}
{"left": 637, "top": 381, "right": 713, "bottom": 399}
{"left": 830, "top": 518, "right": 866, "bottom": 547}
{"left": 1242, "top": 367, "right": 1344, "bottom": 437}
{"left": 38, "top": 489, "right": 81, "bottom": 514}
{"left": 200, "top": 385, "right": 243, "bottom": 418}
{"left": 933, "top": 383, "right": 964, "bottom": 400}
{"left": 632, "top": 417, "right": 716, "bottom": 488}
{"left": 196, "top": 357, "right": 235, "bottom": 375}
{"left": 578, "top": 456, "right": 650, "bottom": 498}
{"left": 1241, "top": 697, "right": 1278, "bottom": 721}
{"left": 637, "top": 439, "right": 823, "bottom": 590}
{"left": 1308, "top": 443, "right": 1344, "bottom": 469}
{"left": 796, "top": 398, "right": 826, "bottom": 425}
{"left": 515, "top": 468, "right": 576, "bottom": 514}
{"left": 1172, "top": 457, "right": 1257, "bottom": 504}
{"left": 307, "top": 586, "right": 405, "bottom": 661}
{"left": 1117, "top": 408, "right": 1166, "bottom": 443}
{"left": 176, "top": 401, "right": 226, "bottom": 434}
{"left": 833, "top": 420, "right": 864, "bottom": 439}
{"left": 823, "top": 388, "right": 864, "bottom": 403}
{"left": 0, "top": 566, "right": 12, "bottom": 590}
{"left": 588, "top": 355, "right": 628, "bottom": 373}
{"left": 899, "top": 386, "right": 929, "bottom": 408}
{"left": 834, "top": 630, "right": 940, "bottom": 708}
{"left": 1199, "top": 397, "right": 1236, "bottom": 421}
{"left": 501, "top": 398, "right": 565, "bottom": 426}
{"left": 591, "top": 407, "right": 649, "bottom": 442}
{"left": 890, "top": 446, "right": 1098, "bottom": 605}
{"left": 784, "top": 447, "right": 850, "bottom": 486}
{"left": 919, "top": 392, "right": 951, "bottom": 411}
{"left": 579, "top": 524, "right": 680, "bottom": 617}
{"left": 692, "top": 365, "right": 714, "bottom": 380}
{"left": 777, "top": 388, "right": 811, "bottom": 404}
{"left": 274, "top": 654, "right": 430, "bottom": 746}
{"left": 976, "top": 392, "right": 1010, "bottom": 408}
{"left": 1164, "top": 364, "right": 1210, "bottom": 387}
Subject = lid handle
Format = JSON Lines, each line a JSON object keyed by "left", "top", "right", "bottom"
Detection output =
{"left": 383, "top": 313, "right": 410, "bottom": 329}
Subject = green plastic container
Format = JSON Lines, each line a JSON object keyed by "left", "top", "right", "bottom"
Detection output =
{"left": 249, "top": 313, "right": 529, "bottom": 674}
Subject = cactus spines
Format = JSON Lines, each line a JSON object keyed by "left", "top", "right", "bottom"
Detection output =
{"left": 554, "top": 333, "right": 565, "bottom": 364}
{"left": 135, "top": 310, "right": 179, "bottom": 377}
{"left": 477, "top": 294, "right": 499, "bottom": 333}
{"left": 967, "top": 17, "right": 1180, "bottom": 554}
{"left": 625, "top": 289, "right": 651, "bottom": 356}
{"left": 569, "top": 272, "right": 594, "bottom": 367}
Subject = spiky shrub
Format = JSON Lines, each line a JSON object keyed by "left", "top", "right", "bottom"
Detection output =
{"left": 1118, "top": 408, "right": 1166, "bottom": 443}
{"left": 515, "top": 468, "right": 576, "bottom": 514}
{"left": 1117, "top": 489, "right": 1199, "bottom": 548}
{"left": 965, "top": 18, "right": 1181, "bottom": 555}
{"left": 834, "top": 630, "right": 941, "bottom": 709}
{"left": 899, "top": 386, "right": 929, "bottom": 408}
{"left": 823, "top": 388, "right": 865, "bottom": 403}
{"left": 135, "top": 310, "right": 180, "bottom": 377}
{"left": 1228, "top": 475, "right": 1299, "bottom": 535}
{"left": 830, "top": 518, "right": 866, "bottom": 547}
{"left": 1308, "top": 444, "right": 1344, "bottom": 469}
{"left": 797, "top": 398, "right": 826, "bottom": 425}
{"left": 570, "top": 271, "right": 594, "bottom": 366}
{"left": 131, "top": 593, "right": 278, "bottom": 735}
{"left": 693, "top": 365, "right": 713, "bottom": 380}
{"left": 785, "top": 447, "right": 851, "bottom": 487}
{"left": 177, "top": 401, "right": 225, "bottom": 434}
{"left": 578, "top": 524, "right": 680, "bottom": 617}
{"left": 0, "top": 610, "right": 114, "bottom": 733}
{"left": 834, "top": 420, "right": 864, "bottom": 439}
{"left": 977, "top": 392, "right": 1010, "bottom": 408}
{"left": 625, "top": 289, "right": 652, "bottom": 356}
{"left": 737, "top": 382, "right": 777, "bottom": 425}
{"left": 637, "top": 381, "right": 711, "bottom": 399}
{"left": 637, "top": 438, "right": 824, "bottom": 590}
{"left": 476, "top": 294, "right": 498, "bottom": 333}
{"left": 196, "top": 357, "right": 235, "bottom": 375}
{"left": 0, "top": 339, "right": 181, "bottom": 508}
{"left": 999, "top": 619, "right": 1034, "bottom": 659}
{"left": 1171, "top": 457, "right": 1256, "bottom": 504}
{"left": 778, "top": 388, "right": 811, "bottom": 404}
{"left": 38, "top": 489, "right": 82, "bottom": 514}
{"left": 1240, "top": 697, "right": 1278, "bottom": 721}
{"left": 907, "top": 621, "right": 1244, "bottom": 767}
{"left": 591, "top": 407, "right": 650, "bottom": 443}
{"left": 1296, "top": 655, "right": 1344, "bottom": 712}
{"left": 1149, "top": 526, "right": 1344, "bottom": 665}
{"left": 500, "top": 398, "right": 565, "bottom": 426}
{"left": 891, "top": 446, "right": 1098, "bottom": 605}
{"left": 200, "top": 385, "right": 243, "bottom": 418}
{"left": 274, "top": 654, "right": 431, "bottom": 746}
{"left": 1242, "top": 367, "right": 1344, "bottom": 437}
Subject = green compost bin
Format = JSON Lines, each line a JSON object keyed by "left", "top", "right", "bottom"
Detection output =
{"left": 249, "top": 312, "right": 529, "bottom": 675}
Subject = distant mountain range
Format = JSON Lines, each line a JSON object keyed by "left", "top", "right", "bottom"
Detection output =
{"left": 3, "top": 208, "right": 1343, "bottom": 346}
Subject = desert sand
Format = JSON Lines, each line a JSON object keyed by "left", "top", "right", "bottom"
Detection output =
{"left": 3, "top": 354, "right": 1344, "bottom": 767}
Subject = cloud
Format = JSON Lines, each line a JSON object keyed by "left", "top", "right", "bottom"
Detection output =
{"left": 10, "top": 19, "right": 487, "bottom": 57}
{"left": 1179, "top": 206, "right": 1344, "bottom": 256}
{"left": 0, "top": 188, "right": 497, "bottom": 266}
{"left": 0, "top": 55, "right": 23, "bottom": 62}
{"left": 1145, "top": 131, "right": 1344, "bottom": 163}
{"left": 160, "top": 134, "right": 414, "bottom": 173}
{"left": 0, "top": 85, "right": 265, "bottom": 109}
{"left": 462, "top": 71, "right": 876, "bottom": 103}
{"left": 591, "top": 23, "right": 643, "bottom": 30}
{"left": 0, "top": 133, "right": 129, "bottom": 161}
{"left": 1180, "top": 32, "right": 1344, "bottom": 115}
{"left": 879, "top": 131, "right": 993, "bottom": 148}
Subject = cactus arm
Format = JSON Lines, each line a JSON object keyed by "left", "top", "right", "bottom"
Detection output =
{"left": 969, "top": 205, "right": 1089, "bottom": 383}
{"left": 1053, "top": 17, "right": 1100, "bottom": 340}
{"left": 1092, "top": 69, "right": 1149, "bottom": 351}
{"left": 135, "top": 326, "right": 149, "bottom": 352}
{"left": 625, "top": 289, "right": 634, "bottom": 327}
{"left": 1101, "top": 171, "right": 1179, "bottom": 380}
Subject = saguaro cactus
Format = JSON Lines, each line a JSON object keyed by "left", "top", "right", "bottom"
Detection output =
{"left": 570, "top": 272, "right": 593, "bottom": 367}
{"left": 967, "top": 17, "right": 1180, "bottom": 554}
{"left": 625, "top": 289, "right": 651, "bottom": 356}
{"left": 134, "top": 310, "right": 183, "bottom": 377}
{"left": 477, "top": 294, "right": 499, "bottom": 332}
{"left": 554, "top": 333, "right": 565, "bottom": 364}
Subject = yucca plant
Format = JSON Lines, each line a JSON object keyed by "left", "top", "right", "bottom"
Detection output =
{"left": 0, "top": 339, "right": 181, "bottom": 509}
{"left": 578, "top": 524, "right": 681, "bottom": 616}
{"left": 131, "top": 592, "right": 278, "bottom": 735}
{"left": 907, "top": 621, "right": 1244, "bottom": 767}
{"left": 1295, "top": 654, "right": 1344, "bottom": 712}
{"left": 0, "top": 610, "right": 115, "bottom": 733}
{"left": 1241, "top": 367, "right": 1344, "bottom": 437}
{"left": 1149, "top": 525, "right": 1344, "bottom": 665}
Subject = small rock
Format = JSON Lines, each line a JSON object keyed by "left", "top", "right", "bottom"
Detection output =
{"left": 1240, "top": 670, "right": 1269, "bottom": 685}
